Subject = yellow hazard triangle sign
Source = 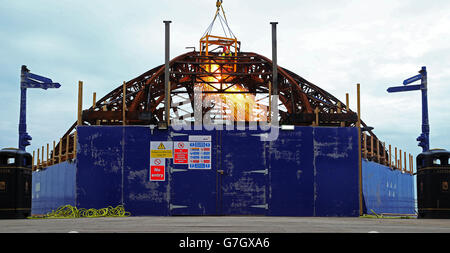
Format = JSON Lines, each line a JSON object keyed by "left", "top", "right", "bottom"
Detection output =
{"left": 150, "top": 141, "right": 173, "bottom": 158}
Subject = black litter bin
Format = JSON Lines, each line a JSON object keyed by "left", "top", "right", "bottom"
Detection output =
{"left": 0, "top": 148, "right": 32, "bottom": 219}
{"left": 417, "top": 149, "right": 450, "bottom": 218}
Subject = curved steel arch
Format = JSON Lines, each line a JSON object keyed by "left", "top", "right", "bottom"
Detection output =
{"left": 80, "top": 51, "right": 358, "bottom": 124}
{"left": 56, "top": 51, "right": 379, "bottom": 159}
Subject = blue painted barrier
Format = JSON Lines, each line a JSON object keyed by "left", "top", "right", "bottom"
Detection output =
{"left": 362, "top": 160, "right": 415, "bottom": 215}
{"left": 31, "top": 125, "right": 414, "bottom": 217}
{"left": 31, "top": 161, "right": 76, "bottom": 215}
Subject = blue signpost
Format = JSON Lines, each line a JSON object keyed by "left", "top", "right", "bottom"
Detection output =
{"left": 19, "top": 65, "right": 61, "bottom": 151}
{"left": 387, "top": 66, "right": 429, "bottom": 152}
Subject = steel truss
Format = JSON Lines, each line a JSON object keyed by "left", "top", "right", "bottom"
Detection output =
{"left": 56, "top": 51, "right": 378, "bottom": 157}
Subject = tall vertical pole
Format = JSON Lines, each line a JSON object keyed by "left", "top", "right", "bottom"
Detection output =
{"left": 19, "top": 66, "right": 31, "bottom": 151}
{"left": 270, "top": 22, "right": 278, "bottom": 96}
{"left": 164, "top": 20, "right": 172, "bottom": 127}
{"left": 77, "top": 81, "right": 83, "bottom": 126}
{"left": 270, "top": 22, "right": 278, "bottom": 125}
{"left": 357, "top": 83, "right": 363, "bottom": 216}
{"left": 420, "top": 66, "right": 430, "bottom": 151}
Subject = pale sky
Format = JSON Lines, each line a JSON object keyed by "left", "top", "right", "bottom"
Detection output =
{"left": 1, "top": 0, "right": 449, "bottom": 165}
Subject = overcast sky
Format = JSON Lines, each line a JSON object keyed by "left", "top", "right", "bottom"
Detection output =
{"left": 1, "top": 0, "right": 449, "bottom": 166}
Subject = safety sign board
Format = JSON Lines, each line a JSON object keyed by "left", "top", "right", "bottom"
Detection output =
{"left": 150, "top": 158, "right": 165, "bottom": 181}
{"left": 174, "top": 141, "right": 189, "bottom": 164}
{"left": 150, "top": 141, "right": 173, "bottom": 158}
{"left": 188, "top": 138, "right": 211, "bottom": 169}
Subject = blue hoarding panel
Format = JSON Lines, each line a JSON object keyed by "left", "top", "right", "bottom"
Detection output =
{"left": 124, "top": 126, "right": 170, "bottom": 216}
{"left": 313, "top": 127, "right": 359, "bottom": 217}
{"left": 362, "top": 160, "right": 415, "bottom": 214}
{"left": 220, "top": 129, "right": 268, "bottom": 215}
{"left": 268, "top": 128, "right": 314, "bottom": 216}
{"left": 32, "top": 125, "right": 414, "bottom": 217}
{"left": 31, "top": 161, "right": 76, "bottom": 215}
{"left": 76, "top": 126, "right": 123, "bottom": 209}
{"left": 168, "top": 128, "right": 217, "bottom": 215}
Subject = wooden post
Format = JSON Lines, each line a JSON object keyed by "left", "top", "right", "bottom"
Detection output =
{"left": 376, "top": 139, "right": 380, "bottom": 163}
{"left": 66, "top": 135, "right": 70, "bottom": 160}
{"left": 389, "top": 144, "right": 392, "bottom": 168}
{"left": 395, "top": 147, "right": 398, "bottom": 169}
{"left": 32, "top": 151, "right": 35, "bottom": 170}
{"left": 59, "top": 138, "right": 63, "bottom": 162}
{"left": 381, "top": 142, "right": 386, "bottom": 165}
{"left": 77, "top": 81, "right": 83, "bottom": 126}
{"left": 123, "top": 81, "right": 127, "bottom": 126}
{"left": 93, "top": 92, "right": 100, "bottom": 125}
{"left": 356, "top": 83, "right": 363, "bottom": 216}
{"left": 370, "top": 135, "right": 374, "bottom": 158}
{"left": 404, "top": 151, "right": 407, "bottom": 172}
{"left": 41, "top": 146, "right": 44, "bottom": 167}
{"left": 52, "top": 140, "right": 55, "bottom": 165}
{"left": 346, "top": 93, "right": 350, "bottom": 111}
{"left": 46, "top": 143, "right": 49, "bottom": 166}
{"left": 74, "top": 131, "right": 77, "bottom": 159}
{"left": 399, "top": 149, "right": 402, "bottom": 171}
{"left": 37, "top": 148, "right": 40, "bottom": 169}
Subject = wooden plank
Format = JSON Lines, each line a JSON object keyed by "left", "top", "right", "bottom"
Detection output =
{"left": 32, "top": 151, "right": 35, "bottom": 170}
{"left": 369, "top": 135, "right": 373, "bottom": 158}
{"left": 389, "top": 144, "right": 392, "bottom": 168}
{"left": 46, "top": 143, "right": 49, "bottom": 166}
{"left": 77, "top": 81, "right": 83, "bottom": 126}
{"left": 66, "top": 135, "right": 69, "bottom": 160}
{"left": 41, "top": 146, "right": 44, "bottom": 168}
{"left": 395, "top": 147, "right": 398, "bottom": 169}
{"left": 37, "top": 148, "right": 40, "bottom": 169}
{"left": 74, "top": 131, "right": 77, "bottom": 159}
{"left": 404, "top": 151, "right": 407, "bottom": 172}
{"left": 59, "top": 138, "right": 63, "bottom": 163}
{"left": 376, "top": 139, "right": 380, "bottom": 162}
{"left": 52, "top": 140, "right": 55, "bottom": 164}
{"left": 357, "top": 83, "right": 363, "bottom": 216}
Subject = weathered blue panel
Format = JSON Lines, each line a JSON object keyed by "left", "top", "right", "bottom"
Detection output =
{"left": 76, "top": 126, "right": 123, "bottom": 209}
{"left": 32, "top": 125, "right": 414, "bottom": 217}
{"left": 268, "top": 128, "right": 315, "bottom": 216}
{"left": 31, "top": 161, "right": 76, "bottom": 215}
{"left": 124, "top": 126, "right": 169, "bottom": 216}
{"left": 168, "top": 128, "right": 217, "bottom": 215}
{"left": 313, "top": 127, "right": 359, "bottom": 216}
{"left": 220, "top": 129, "right": 268, "bottom": 215}
{"left": 362, "top": 160, "right": 415, "bottom": 214}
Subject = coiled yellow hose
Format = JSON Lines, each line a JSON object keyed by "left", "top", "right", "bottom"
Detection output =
{"left": 29, "top": 205, "right": 131, "bottom": 219}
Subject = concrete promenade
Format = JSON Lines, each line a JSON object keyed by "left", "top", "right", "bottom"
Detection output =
{"left": 1, "top": 216, "right": 450, "bottom": 233}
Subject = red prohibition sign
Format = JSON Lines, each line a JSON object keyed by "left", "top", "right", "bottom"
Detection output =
{"left": 154, "top": 159, "right": 161, "bottom": 165}
{"left": 178, "top": 142, "right": 185, "bottom": 148}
